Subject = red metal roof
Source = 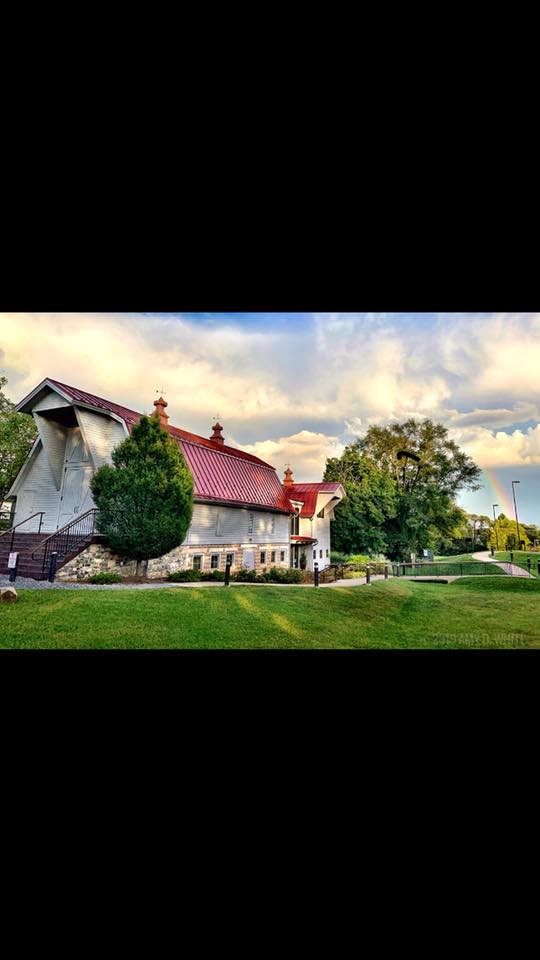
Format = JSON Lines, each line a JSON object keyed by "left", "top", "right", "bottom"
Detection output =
{"left": 291, "top": 535, "right": 317, "bottom": 543}
{"left": 285, "top": 482, "right": 342, "bottom": 518}
{"left": 44, "top": 379, "right": 292, "bottom": 513}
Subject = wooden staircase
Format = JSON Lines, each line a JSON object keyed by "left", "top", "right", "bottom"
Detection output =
{"left": 0, "top": 532, "right": 51, "bottom": 580}
{"left": 0, "top": 509, "right": 99, "bottom": 581}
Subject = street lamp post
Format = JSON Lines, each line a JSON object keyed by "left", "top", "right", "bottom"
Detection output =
{"left": 511, "top": 481, "right": 521, "bottom": 552}
{"left": 492, "top": 504, "right": 499, "bottom": 551}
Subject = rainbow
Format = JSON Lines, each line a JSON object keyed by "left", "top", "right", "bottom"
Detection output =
{"left": 482, "top": 468, "right": 515, "bottom": 519}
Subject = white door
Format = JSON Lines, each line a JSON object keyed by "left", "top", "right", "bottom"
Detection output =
{"left": 57, "top": 427, "right": 93, "bottom": 529}
{"left": 243, "top": 549, "right": 255, "bottom": 570}
{"left": 57, "top": 464, "right": 93, "bottom": 528}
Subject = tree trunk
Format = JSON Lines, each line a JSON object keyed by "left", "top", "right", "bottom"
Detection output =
{"left": 136, "top": 559, "right": 149, "bottom": 579}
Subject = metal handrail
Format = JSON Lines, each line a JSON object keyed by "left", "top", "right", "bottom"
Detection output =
{"left": 32, "top": 508, "right": 98, "bottom": 572}
{"left": 0, "top": 512, "right": 45, "bottom": 551}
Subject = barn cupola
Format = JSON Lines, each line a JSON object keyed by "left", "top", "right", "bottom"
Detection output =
{"left": 283, "top": 465, "right": 294, "bottom": 486}
{"left": 152, "top": 395, "right": 169, "bottom": 429}
{"left": 210, "top": 419, "right": 225, "bottom": 446}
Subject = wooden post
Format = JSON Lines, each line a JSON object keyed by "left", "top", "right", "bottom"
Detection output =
{"left": 527, "top": 557, "right": 531, "bottom": 576}
{"left": 224, "top": 561, "right": 231, "bottom": 586}
{"left": 314, "top": 562, "right": 319, "bottom": 587}
{"left": 48, "top": 551, "right": 58, "bottom": 583}
{"left": 384, "top": 565, "right": 388, "bottom": 579}
{"left": 366, "top": 564, "right": 371, "bottom": 585}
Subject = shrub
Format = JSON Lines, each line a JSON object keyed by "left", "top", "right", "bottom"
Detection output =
{"left": 167, "top": 569, "right": 201, "bottom": 582}
{"left": 347, "top": 554, "right": 370, "bottom": 565}
{"left": 234, "top": 568, "right": 259, "bottom": 582}
{"left": 200, "top": 570, "right": 225, "bottom": 581}
{"left": 89, "top": 571, "right": 123, "bottom": 584}
{"left": 261, "top": 566, "right": 304, "bottom": 584}
{"left": 330, "top": 551, "right": 349, "bottom": 565}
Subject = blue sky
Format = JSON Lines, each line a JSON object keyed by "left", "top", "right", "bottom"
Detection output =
{"left": 2, "top": 312, "right": 539, "bottom": 524}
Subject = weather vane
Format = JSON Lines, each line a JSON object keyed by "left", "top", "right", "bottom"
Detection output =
{"left": 156, "top": 386, "right": 166, "bottom": 397}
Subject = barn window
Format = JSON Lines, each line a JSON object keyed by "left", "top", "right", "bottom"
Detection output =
{"left": 271, "top": 550, "right": 276, "bottom": 563}
{"left": 260, "top": 551, "right": 266, "bottom": 565}
{"left": 226, "top": 553, "right": 234, "bottom": 567}
{"left": 326, "top": 549, "right": 329, "bottom": 558}
{"left": 313, "top": 550, "right": 316, "bottom": 559}
{"left": 248, "top": 512, "right": 254, "bottom": 535}
{"left": 270, "top": 516, "right": 275, "bottom": 534}
{"left": 211, "top": 554, "right": 220, "bottom": 569}
{"left": 320, "top": 550, "right": 323, "bottom": 558}
{"left": 215, "top": 511, "right": 223, "bottom": 536}
{"left": 193, "top": 555, "right": 203, "bottom": 571}
{"left": 280, "top": 550, "right": 285, "bottom": 562}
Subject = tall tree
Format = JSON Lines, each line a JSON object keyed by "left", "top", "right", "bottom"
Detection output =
{"left": 0, "top": 376, "right": 38, "bottom": 518}
{"left": 90, "top": 415, "right": 194, "bottom": 572}
{"left": 326, "top": 419, "right": 482, "bottom": 560}
{"left": 324, "top": 444, "right": 397, "bottom": 555}
{"left": 488, "top": 513, "right": 530, "bottom": 552}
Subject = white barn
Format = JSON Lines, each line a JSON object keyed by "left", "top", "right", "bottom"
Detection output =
{"left": 2, "top": 378, "right": 344, "bottom": 580}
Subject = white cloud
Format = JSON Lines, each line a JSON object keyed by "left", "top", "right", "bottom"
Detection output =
{"left": 448, "top": 423, "right": 540, "bottom": 467}
{"left": 235, "top": 430, "right": 344, "bottom": 482}
{"left": 3, "top": 311, "right": 540, "bottom": 471}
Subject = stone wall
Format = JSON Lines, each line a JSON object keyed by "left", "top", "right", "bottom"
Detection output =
{"left": 56, "top": 541, "right": 291, "bottom": 581}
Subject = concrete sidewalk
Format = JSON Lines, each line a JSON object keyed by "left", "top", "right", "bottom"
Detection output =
{"left": 471, "top": 550, "right": 535, "bottom": 578}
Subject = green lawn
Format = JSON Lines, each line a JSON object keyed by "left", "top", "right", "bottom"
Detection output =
{"left": 494, "top": 551, "right": 540, "bottom": 578}
{"left": 2, "top": 577, "right": 540, "bottom": 648}
{"left": 434, "top": 553, "right": 478, "bottom": 562}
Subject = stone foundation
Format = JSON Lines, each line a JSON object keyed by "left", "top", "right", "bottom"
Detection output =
{"left": 56, "top": 542, "right": 291, "bottom": 581}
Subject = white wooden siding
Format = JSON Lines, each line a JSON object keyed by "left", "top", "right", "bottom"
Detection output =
{"left": 32, "top": 390, "right": 70, "bottom": 412}
{"left": 185, "top": 503, "right": 289, "bottom": 545}
{"left": 76, "top": 409, "right": 126, "bottom": 469}
{"left": 298, "top": 515, "right": 332, "bottom": 570}
{"left": 13, "top": 443, "right": 63, "bottom": 532}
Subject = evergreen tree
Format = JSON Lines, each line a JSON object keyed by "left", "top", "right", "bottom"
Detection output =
{"left": 90, "top": 415, "right": 194, "bottom": 567}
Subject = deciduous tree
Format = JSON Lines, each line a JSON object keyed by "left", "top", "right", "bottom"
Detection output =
{"left": 324, "top": 444, "right": 397, "bottom": 555}
{"left": 0, "top": 377, "right": 37, "bottom": 520}
{"left": 325, "top": 419, "right": 482, "bottom": 560}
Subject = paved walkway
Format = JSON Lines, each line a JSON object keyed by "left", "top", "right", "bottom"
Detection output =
{"left": 0, "top": 573, "right": 388, "bottom": 591}
{"left": 471, "top": 550, "right": 534, "bottom": 577}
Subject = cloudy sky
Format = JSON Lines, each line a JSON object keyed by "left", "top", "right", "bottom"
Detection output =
{"left": 1, "top": 312, "right": 539, "bottom": 523}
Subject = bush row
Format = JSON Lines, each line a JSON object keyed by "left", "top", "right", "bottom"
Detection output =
{"left": 330, "top": 551, "right": 389, "bottom": 566}
{"left": 167, "top": 566, "right": 306, "bottom": 584}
